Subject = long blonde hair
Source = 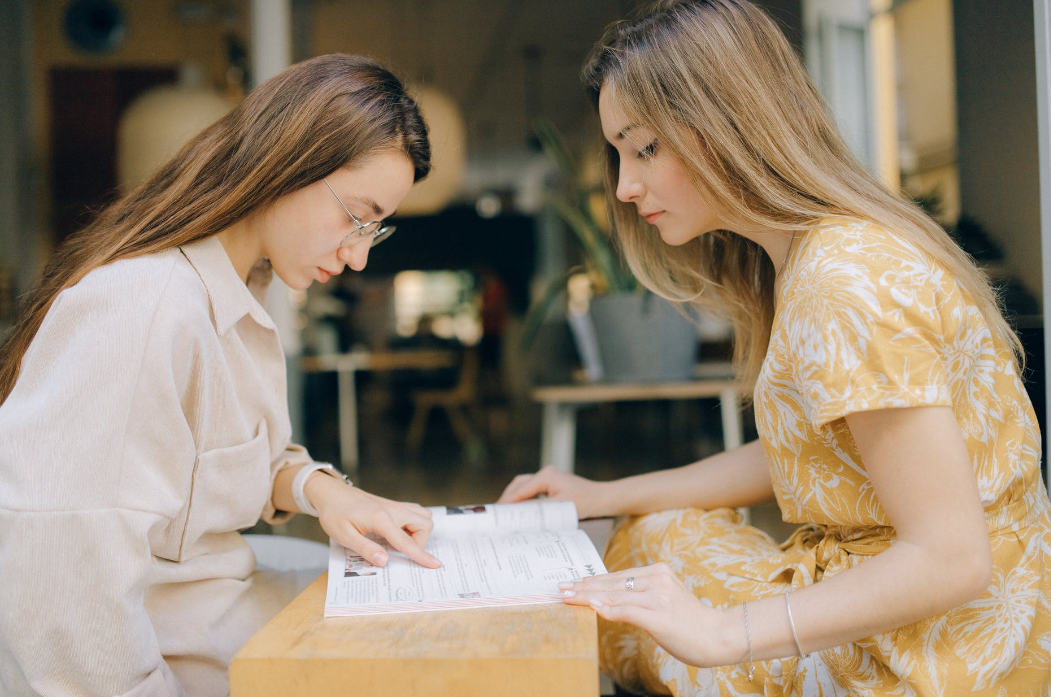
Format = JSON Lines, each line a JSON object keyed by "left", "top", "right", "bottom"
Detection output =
{"left": 0, "top": 54, "right": 430, "bottom": 404}
{"left": 583, "top": 0, "right": 1020, "bottom": 391}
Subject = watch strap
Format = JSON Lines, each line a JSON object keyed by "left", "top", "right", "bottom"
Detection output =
{"left": 291, "top": 462, "right": 352, "bottom": 516}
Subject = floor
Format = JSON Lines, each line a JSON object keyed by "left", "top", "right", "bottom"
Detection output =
{"left": 254, "top": 369, "right": 798, "bottom": 547}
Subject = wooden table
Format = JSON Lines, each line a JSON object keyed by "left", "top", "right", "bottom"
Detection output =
{"left": 230, "top": 574, "right": 600, "bottom": 697}
{"left": 533, "top": 364, "right": 742, "bottom": 474}
{"left": 301, "top": 349, "right": 458, "bottom": 476}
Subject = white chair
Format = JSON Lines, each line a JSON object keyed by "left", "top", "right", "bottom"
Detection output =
{"left": 243, "top": 534, "right": 329, "bottom": 573}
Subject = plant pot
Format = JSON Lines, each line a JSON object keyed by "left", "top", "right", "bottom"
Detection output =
{"left": 581, "top": 292, "right": 699, "bottom": 383}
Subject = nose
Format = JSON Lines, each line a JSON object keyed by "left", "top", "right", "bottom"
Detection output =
{"left": 339, "top": 242, "right": 371, "bottom": 272}
{"left": 615, "top": 162, "right": 644, "bottom": 203}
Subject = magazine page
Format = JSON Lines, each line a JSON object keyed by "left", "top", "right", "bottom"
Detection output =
{"left": 427, "top": 500, "right": 578, "bottom": 538}
{"left": 324, "top": 528, "right": 606, "bottom": 616}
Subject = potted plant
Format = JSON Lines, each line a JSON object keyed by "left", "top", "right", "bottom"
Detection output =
{"left": 523, "top": 119, "right": 702, "bottom": 383}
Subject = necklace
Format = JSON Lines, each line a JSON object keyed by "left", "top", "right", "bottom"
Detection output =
{"left": 775, "top": 233, "right": 797, "bottom": 278}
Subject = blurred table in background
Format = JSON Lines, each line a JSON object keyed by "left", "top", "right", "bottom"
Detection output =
{"left": 301, "top": 349, "right": 458, "bottom": 476}
{"left": 532, "top": 362, "right": 741, "bottom": 474}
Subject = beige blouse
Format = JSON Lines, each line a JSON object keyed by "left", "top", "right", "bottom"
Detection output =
{"left": 0, "top": 237, "right": 314, "bottom": 696}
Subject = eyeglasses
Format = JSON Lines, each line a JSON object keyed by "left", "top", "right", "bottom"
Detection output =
{"left": 322, "top": 178, "right": 396, "bottom": 249}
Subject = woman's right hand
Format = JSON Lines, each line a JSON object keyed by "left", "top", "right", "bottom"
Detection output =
{"left": 308, "top": 477, "right": 440, "bottom": 569}
{"left": 497, "top": 466, "right": 615, "bottom": 519}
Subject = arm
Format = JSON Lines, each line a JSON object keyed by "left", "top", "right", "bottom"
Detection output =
{"left": 0, "top": 271, "right": 188, "bottom": 696}
{"left": 560, "top": 406, "right": 992, "bottom": 668}
{"left": 0, "top": 509, "right": 186, "bottom": 697}
{"left": 499, "top": 439, "right": 776, "bottom": 518}
{"left": 271, "top": 466, "right": 440, "bottom": 568}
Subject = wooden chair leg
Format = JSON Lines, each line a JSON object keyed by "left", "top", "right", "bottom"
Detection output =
{"left": 445, "top": 405, "right": 474, "bottom": 450}
{"left": 406, "top": 401, "right": 434, "bottom": 456}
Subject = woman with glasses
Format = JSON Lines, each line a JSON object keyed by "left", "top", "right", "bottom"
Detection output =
{"left": 0, "top": 54, "right": 439, "bottom": 697}
{"left": 501, "top": 1, "right": 1051, "bottom": 694}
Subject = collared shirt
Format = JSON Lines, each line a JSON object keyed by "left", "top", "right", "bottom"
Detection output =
{"left": 0, "top": 236, "right": 313, "bottom": 697}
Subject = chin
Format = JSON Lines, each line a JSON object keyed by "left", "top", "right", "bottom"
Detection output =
{"left": 658, "top": 230, "right": 693, "bottom": 247}
{"left": 660, "top": 225, "right": 711, "bottom": 246}
{"left": 272, "top": 268, "right": 312, "bottom": 291}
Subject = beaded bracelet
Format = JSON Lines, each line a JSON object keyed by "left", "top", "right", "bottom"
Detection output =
{"left": 742, "top": 601, "right": 755, "bottom": 681}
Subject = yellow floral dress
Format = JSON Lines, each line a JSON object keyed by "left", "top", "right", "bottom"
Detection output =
{"left": 602, "top": 219, "right": 1051, "bottom": 696}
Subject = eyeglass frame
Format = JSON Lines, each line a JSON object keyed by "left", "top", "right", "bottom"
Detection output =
{"left": 322, "top": 178, "right": 396, "bottom": 249}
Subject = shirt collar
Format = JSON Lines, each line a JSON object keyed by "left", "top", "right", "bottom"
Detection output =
{"left": 179, "top": 236, "right": 277, "bottom": 336}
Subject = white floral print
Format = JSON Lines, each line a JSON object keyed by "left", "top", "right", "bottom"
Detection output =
{"left": 600, "top": 220, "right": 1051, "bottom": 696}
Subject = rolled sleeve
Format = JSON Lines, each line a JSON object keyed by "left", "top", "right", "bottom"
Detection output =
{"left": 261, "top": 443, "right": 314, "bottom": 525}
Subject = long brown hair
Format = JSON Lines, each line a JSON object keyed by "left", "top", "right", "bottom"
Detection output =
{"left": 583, "top": 0, "right": 1020, "bottom": 391}
{"left": 0, "top": 54, "right": 430, "bottom": 403}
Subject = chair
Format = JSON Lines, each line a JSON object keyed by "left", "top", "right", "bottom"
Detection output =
{"left": 406, "top": 347, "right": 481, "bottom": 456}
{"left": 243, "top": 534, "right": 329, "bottom": 573}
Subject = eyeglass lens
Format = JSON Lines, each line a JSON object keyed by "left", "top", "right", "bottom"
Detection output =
{"left": 340, "top": 223, "right": 396, "bottom": 249}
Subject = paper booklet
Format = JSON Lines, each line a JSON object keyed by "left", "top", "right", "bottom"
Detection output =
{"left": 324, "top": 500, "right": 607, "bottom": 617}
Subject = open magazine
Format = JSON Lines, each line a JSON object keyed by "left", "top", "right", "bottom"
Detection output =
{"left": 324, "top": 500, "right": 607, "bottom": 616}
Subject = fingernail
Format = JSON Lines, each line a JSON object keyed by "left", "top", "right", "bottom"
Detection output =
{"left": 561, "top": 589, "right": 576, "bottom": 597}
{"left": 557, "top": 581, "right": 574, "bottom": 590}
{"left": 589, "top": 598, "right": 604, "bottom": 609}
{"left": 571, "top": 577, "right": 583, "bottom": 583}
{"left": 371, "top": 551, "right": 388, "bottom": 565}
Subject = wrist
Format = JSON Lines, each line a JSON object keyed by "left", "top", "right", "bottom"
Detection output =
{"left": 597, "top": 478, "right": 632, "bottom": 517}
{"left": 293, "top": 463, "right": 352, "bottom": 516}
{"left": 714, "top": 604, "right": 749, "bottom": 669}
{"left": 307, "top": 471, "right": 361, "bottom": 515}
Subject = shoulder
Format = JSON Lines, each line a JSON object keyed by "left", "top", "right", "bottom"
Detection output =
{"left": 72, "top": 248, "right": 210, "bottom": 320}
{"left": 799, "top": 218, "right": 937, "bottom": 275}
{"left": 47, "top": 248, "right": 215, "bottom": 354}
{"left": 787, "top": 218, "right": 956, "bottom": 311}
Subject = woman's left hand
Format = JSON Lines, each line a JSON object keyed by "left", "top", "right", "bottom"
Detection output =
{"left": 559, "top": 564, "right": 733, "bottom": 669}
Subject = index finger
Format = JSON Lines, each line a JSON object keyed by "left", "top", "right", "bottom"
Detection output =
{"left": 375, "top": 517, "right": 442, "bottom": 569}
{"left": 571, "top": 565, "right": 667, "bottom": 590}
{"left": 498, "top": 472, "right": 551, "bottom": 503}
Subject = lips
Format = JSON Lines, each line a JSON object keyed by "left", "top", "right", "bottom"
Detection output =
{"left": 641, "top": 211, "right": 664, "bottom": 224}
{"left": 317, "top": 268, "right": 332, "bottom": 283}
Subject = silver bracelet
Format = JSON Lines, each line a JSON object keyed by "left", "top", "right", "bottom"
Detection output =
{"left": 742, "top": 601, "right": 755, "bottom": 681}
{"left": 291, "top": 462, "right": 352, "bottom": 516}
{"left": 784, "top": 591, "right": 806, "bottom": 658}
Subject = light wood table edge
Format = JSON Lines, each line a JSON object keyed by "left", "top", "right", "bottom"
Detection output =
{"left": 231, "top": 574, "right": 601, "bottom": 697}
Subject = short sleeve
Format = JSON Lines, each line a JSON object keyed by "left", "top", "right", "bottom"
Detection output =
{"left": 785, "top": 230, "right": 957, "bottom": 431}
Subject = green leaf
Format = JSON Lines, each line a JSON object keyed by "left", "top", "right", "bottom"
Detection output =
{"left": 522, "top": 118, "right": 640, "bottom": 350}
{"left": 519, "top": 267, "right": 579, "bottom": 350}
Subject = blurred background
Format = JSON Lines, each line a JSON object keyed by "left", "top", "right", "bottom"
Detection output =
{"left": 0, "top": 0, "right": 1048, "bottom": 545}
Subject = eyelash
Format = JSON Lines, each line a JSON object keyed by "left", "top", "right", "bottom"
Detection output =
{"left": 637, "top": 139, "right": 659, "bottom": 160}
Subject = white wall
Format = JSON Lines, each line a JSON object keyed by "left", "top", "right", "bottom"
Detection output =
{"left": 1033, "top": 0, "right": 1051, "bottom": 494}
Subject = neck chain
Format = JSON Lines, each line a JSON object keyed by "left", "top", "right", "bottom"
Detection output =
{"left": 776, "top": 233, "right": 797, "bottom": 278}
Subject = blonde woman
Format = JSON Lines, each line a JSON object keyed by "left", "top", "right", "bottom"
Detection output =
{"left": 500, "top": 0, "right": 1051, "bottom": 693}
{"left": 0, "top": 55, "right": 442, "bottom": 697}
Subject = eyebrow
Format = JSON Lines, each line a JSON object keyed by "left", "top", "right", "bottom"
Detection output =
{"left": 615, "top": 124, "right": 638, "bottom": 140}
{"left": 349, "top": 195, "right": 385, "bottom": 218}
